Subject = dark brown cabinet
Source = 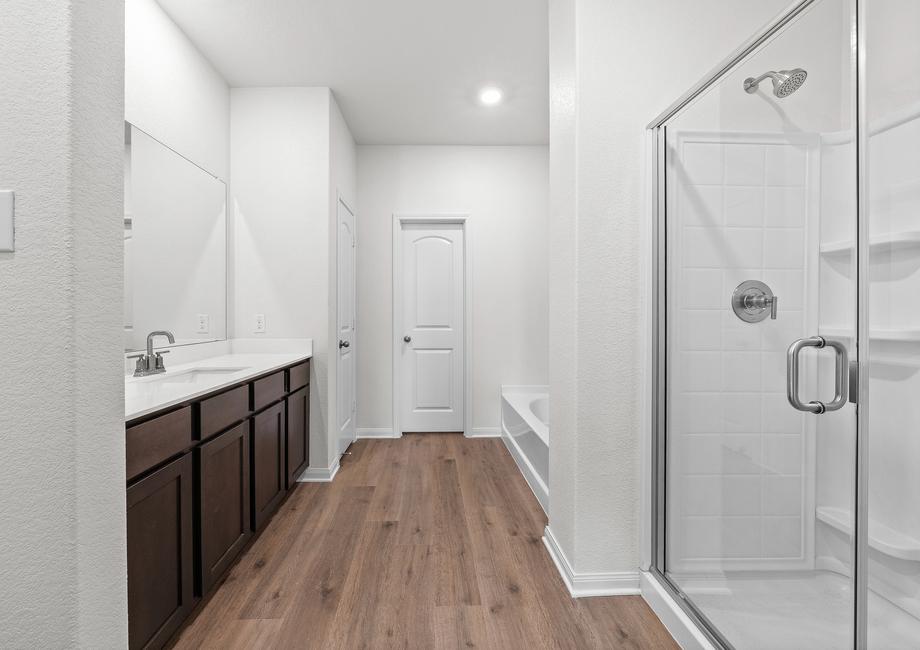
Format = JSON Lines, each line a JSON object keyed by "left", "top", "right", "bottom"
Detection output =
{"left": 252, "top": 400, "right": 286, "bottom": 531}
{"left": 198, "top": 421, "right": 250, "bottom": 594}
{"left": 127, "top": 358, "right": 310, "bottom": 648}
{"left": 127, "top": 453, "right": 195, "bottom": 650}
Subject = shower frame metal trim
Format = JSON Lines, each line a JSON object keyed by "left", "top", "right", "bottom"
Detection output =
{"left": 645, "top": 0, "right": 867, "bottom": 648}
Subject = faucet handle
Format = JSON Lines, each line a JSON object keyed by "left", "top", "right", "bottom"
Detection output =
{"left": 127, "top": 353, "right": 148, "bottom": 375}
{"left": 154, "top": 350, "right": 170, "bottom": 370}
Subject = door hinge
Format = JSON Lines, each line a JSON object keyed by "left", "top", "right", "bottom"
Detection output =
{"left": 849, "top": 360, "right": 859, "bottom": 404}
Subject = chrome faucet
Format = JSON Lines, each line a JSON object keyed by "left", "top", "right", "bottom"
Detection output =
{"left": 129, "top": 330, "right": 176, "bottom": 377}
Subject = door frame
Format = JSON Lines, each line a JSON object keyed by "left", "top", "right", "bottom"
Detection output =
{"left": 392, "top": 214, "right": 472, "bottom": 437}
{"left": 642, "top": 0, "right": 866, "bottom": 648}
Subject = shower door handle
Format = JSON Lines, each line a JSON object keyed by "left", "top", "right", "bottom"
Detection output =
{"left": 786, "top": 336, "right": 849, "bottom": 414}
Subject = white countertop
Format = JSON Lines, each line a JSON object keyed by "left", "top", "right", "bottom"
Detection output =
{"left": 125, "top": 340, "right": 312, "bottom": 422}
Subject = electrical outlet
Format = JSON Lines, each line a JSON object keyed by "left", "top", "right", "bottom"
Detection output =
{"left": 196, "top": 313, "right": 209, "bottom": 334}
{"left": 254, "top": 313, "right": 266, "bottom": 333}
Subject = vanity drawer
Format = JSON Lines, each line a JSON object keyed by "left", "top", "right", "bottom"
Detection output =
{"left": 199, "top": 385, "right": 250, "bottom": 441}
{"left": 126, "top": 407, "right": 192, "bottom": 482}
{"left": 253, "top": 370, "right": 285, "bottom": 412}
{"left": 288, "top": 361, "right": 309, "bottom": 392}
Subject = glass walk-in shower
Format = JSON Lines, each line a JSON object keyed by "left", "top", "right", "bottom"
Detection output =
{"left": 647, "top": 0, "right": 920, "bottom": 647}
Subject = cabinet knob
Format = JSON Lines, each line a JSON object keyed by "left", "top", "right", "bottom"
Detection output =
{"left": 403, "top": 335, "right": 412, "bottom": 343}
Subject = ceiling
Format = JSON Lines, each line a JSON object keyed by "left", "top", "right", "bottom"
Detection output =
{"left": 156, "top": 0, "right": 549, "bottom": 145}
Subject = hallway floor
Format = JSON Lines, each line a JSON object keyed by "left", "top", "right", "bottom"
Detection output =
{"left": 171, "top": 434, "right": 675, "bottom": 649}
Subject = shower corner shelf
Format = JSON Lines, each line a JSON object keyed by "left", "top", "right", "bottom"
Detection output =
{"left": 820, "top": 230, "right": 920, "bottom": 256}
{"left": 816, "top": 506, "right": 920, "bottom": 563}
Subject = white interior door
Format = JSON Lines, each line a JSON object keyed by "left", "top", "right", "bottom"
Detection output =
{"left": 399, "top": 222, "right": 465, "bottom": 432}
{"left": 336, "top": 198, "right": 356, "bottom": 454}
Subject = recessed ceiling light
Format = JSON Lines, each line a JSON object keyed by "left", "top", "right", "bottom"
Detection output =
{"left": 479, "top": 86, "right": 503, "bottom": 106}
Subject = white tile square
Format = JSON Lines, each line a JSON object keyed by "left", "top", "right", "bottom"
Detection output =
{"left": 721, "top": 517, "right": 764, "bottom": 558}
{"left": 765, "top": 186, "right": 807, "bottom": 227}
{"left": 724, "top": 144, "right": 765, "bottom": 185}
{"left": 723, "top": 352, "right": 762, "bottom": 392}
{"left": 681, "top": 352, "right": 722, "bottom": 392}
{"left": 683, "top": 476, "right": 761, "bottom": 516}
{"left": 676, "top": 394, "right": 723, "bottom": 434}
{"left": 686, "top": 227, "right": 762, "bottom": 269}
{"left": 680, "top": 185, "right": 722, "bottom": 226}
{"left": 762, "top": 516, "right": 802, "bottom": 558}
{"left": 680, "top": 310, "right": 722, "bottom": 350}
{"left": 764, "top": 229, "right": 804, "bottom": 269}
{"left": 722, "top": 393, "right": 762, "bottom": 433}
{"left": 724, "top": 186, "right": 764, "bottom": 227}
{"left": 719, "top": 434, "right": 763, "bottom": 474}
{"left": 763, "top": 476, "right": 802, "bottom": 516}
{"left": 765, "top": 144, "right": 807, "bottom": 186}
{"left": 680, "top": 269, "right": 723, "bottom": 309}
{"left": 682, "top": 142, "right": 723, "bottom": 185}
{"left": 761, "top": 351, "right": 787, "bottom": 393}
{"left": 722, "top": 310, "right": 763, "bottom": 351}
{"left": 762, "top": 435, "right": 802, "bottom": 475}
{"left": 762, "top": 393, "right": 804, "bottom": 433}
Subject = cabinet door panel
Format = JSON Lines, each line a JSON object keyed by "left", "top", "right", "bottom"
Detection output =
{"left": 252, "top": 401, "right": 285, "bottom": 530}
{"left": 127, "top": 453, "right": 194, "bottom": 650}
{"left": 199, "top": 421, "right": 250, "bottom": 594}
{"left": 286, "top": 386, "right": 309, "bottom": 486}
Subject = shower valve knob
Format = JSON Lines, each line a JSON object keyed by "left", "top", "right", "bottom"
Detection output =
{"left": 731, "top": 280, "right": 778, "bottom": 323}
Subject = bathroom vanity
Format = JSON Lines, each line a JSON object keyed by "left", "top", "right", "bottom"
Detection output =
{"left": 125, "top": 352, "right": 311, "bottom": 650}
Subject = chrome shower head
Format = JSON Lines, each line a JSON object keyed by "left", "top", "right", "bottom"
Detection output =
{"left": 743, "top": 68, "right": 808, "bottom": 98}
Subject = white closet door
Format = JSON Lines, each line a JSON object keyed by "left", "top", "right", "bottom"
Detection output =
{"left": 399, "top": 222, "right": 464, "bottom": 432}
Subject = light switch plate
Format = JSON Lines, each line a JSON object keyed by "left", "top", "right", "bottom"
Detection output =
{"left": 0, "top": 191, "right": 14, "bottom": 252}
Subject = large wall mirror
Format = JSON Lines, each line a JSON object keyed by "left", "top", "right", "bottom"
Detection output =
{"left": 124, "top": 124, "right": 227, "bottom": 352}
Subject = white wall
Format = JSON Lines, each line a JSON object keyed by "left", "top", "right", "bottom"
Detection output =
{"left": 0, "top": 0, "right": 126, "bottom": 646}
{"left": 356, "top": 146, "right": 549, "bottom": 433}
{"left": 126, "top": 0, "right": 230, "bottom": 179}
{"left": 231, "top": 87, "right": 356, "bottom": 471}
{"left": 547, "top": 0, "right": 791, "bottom": 576}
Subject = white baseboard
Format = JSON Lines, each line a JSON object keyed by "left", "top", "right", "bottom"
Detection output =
{"left": 356, "top": 428, "right": 399, "bottom": 439}
{"left": 296, "top": 456, "right": 340, "bottom": 482}
{"left": 466, "top": 427, "right": 501, "bottom": 438}
{"left": 542, "top": 526, "right": 640, "bottom": 597}
{"left": 640, "top": 571, "right": 713, "bottom": 649}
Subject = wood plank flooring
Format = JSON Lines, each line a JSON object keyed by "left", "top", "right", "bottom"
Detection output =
{"left": 170, "top": 434, "right": 676, "bottom": 649}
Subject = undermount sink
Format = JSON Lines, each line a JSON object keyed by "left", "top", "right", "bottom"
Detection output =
{"left": 140, "top": 367, "right": 250, "bottom": 385}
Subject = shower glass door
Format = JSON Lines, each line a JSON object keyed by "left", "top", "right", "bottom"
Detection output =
{"left": 656, "top": 1, "right": 861, "bottom": 647}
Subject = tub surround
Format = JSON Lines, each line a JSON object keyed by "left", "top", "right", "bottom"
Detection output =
{"left": 501, "top": 385, "right": 549, "bottom": 514}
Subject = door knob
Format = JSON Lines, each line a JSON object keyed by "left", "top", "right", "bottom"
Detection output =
{"left": 338, "top": 340, "right": 350, "bottom": 349}
{"left": 403, "top": 335, "right": 411, "bottom": 343}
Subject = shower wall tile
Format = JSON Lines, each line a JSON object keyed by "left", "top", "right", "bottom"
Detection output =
{"left": 765, "top": 144, "right": 807, "bottom": 186}
{"left": 670, "top": 135, "right": 811, "bottom": 570}
{"left": 724, "top": 186, "right": 764, "bottom": 226}
{"left": 764, "top": 229, "right": 805, "bottom": 268}
{"left": 681, "top": 269, "right": 723, "bottom": 308}
{"left": 765, "top": 186, "right": 807, "bottom": 227}
{"left": 682, "top": 142, "right": 724, "bottom": 184}
{"left": 725, "top": 145, "right": 766, "bottom": 185}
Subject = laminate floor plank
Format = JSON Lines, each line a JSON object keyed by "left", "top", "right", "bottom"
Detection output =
{"left": 169, "top": 434, "right": 677, "bottom": 650}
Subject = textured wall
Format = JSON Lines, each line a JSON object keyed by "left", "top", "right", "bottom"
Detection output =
{"left": 0, "top": 0, "right": 126, "bottom": 645}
